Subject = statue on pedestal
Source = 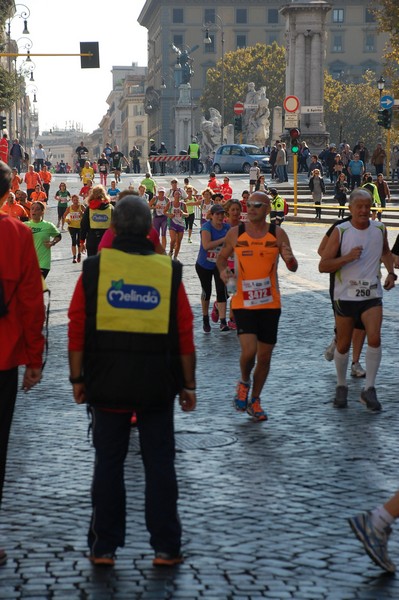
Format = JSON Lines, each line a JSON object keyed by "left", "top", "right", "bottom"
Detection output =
{"left": 243, "top": 83, "right": 270, "bottom": 147}
{"left": 200, "top": 108, "right": 222, "bottom": 156}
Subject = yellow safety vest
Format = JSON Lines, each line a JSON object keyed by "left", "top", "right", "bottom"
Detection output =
{"left": 89, "top": 206, "right": 112, "bottom": 229}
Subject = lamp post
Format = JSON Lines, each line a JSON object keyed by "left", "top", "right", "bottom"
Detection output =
{"left": 377, "top": 75, "right": 385, "bottom": 98}
{"left": 6, "top": 5, "right": 32, "bottom": 139}
{"left": 204, "top": 14, "right": 225, "bottom": 146}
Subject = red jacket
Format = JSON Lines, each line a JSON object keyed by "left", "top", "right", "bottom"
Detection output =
{"left": 0, "top": 213, "right": 45, "bottom": 369}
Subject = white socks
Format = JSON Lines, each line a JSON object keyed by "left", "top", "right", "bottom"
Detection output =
{"left": 371, "top": 505, "right": 395, "bottom": 532}
{"left": 364, "top": 345, "right": 382, "bottom": 390}
{"left": 334, "top": 349, "right": 349, "bottom": 387}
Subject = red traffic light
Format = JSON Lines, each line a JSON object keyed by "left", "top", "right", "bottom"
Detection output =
{"left": 289, "top": 128, "right": 300, "bottom": 140}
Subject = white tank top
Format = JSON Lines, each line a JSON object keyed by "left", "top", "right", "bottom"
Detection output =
{"left": 334, "top": 220, "right": 385, "bottom": 301}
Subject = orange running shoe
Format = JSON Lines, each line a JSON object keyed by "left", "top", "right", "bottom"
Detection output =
{"left": 247, "top": 397, "right": 268, "bottom": 421}
{"left": 233, "top": 381, "right": 250, "bottom": 412}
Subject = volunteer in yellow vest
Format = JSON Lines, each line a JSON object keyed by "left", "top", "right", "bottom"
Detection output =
{"left": 217, "top": 191, "right": 298, "bottom": 422}
{"left": 269, "top": 187, "right": 286, "bottom": 226}
{"left": 62, "top": 194, "right": 86, "bottom": 264}
{"left": 68, "top": 196, "right": 196, "bottom": 568}
{"left": 362, "top": 175, "right": 381, "bottom": 221}
{"left": 187, "top": 137, "right": 200, "bottom": 175}
{"left": 80, "top": 184, "right": 112, "bottom": 256}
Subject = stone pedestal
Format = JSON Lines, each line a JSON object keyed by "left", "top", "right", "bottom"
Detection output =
{"left": 175, "top": 84, "right": 195, "bottom": 153}
{"left": 272, "top": 107, "right": 283, "bottom": 143}
{"left": 280, "top": 1, "right": 331, "bottom": 153}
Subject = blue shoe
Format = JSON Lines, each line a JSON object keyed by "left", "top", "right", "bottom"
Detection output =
{"left": 348, "top": 512, "right": 395, "bottom": 573}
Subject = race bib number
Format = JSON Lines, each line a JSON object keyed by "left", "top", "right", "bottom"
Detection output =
{"left": 347, "top": 280, "right": 378, "bottom": 299}
{"left": 242, "top": 277, "right": 273, "bottom": 307}
{"left": 206, "top": 246, "right": 221, "bottom": 263}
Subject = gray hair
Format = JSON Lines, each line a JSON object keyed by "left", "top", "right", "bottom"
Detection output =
{"left": 349, "top": 188, "right": 372, "bottom": 205}
{"left": 112, "top": 195, "right": 152, "bottom": 236}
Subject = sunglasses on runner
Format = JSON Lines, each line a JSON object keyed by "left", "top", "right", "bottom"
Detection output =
{"left": 246, "top": 201, "right": 267, "bottom": 208}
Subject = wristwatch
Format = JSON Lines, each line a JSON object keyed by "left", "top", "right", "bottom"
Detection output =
{"left": 69, "top": 375, "right": 84, "bottom": 384}
{"left": 388, "top": 272, "right": 398, "bottom": 281}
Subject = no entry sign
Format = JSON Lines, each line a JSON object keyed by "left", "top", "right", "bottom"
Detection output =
{"left": 234, "top": 102, "right": 245, "bottom": 115}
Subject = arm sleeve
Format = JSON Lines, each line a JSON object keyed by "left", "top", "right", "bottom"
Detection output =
{"left": 19, "top": 230, "right": 45, "bottom": 368}
{"left": 68, "top": 275, "right": 86, "bottom": 351}
{"left": 177, "top": 283, "right": 194, "bottom": 355}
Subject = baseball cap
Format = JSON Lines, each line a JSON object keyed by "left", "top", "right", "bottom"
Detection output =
{"left": 171, "top": 178, "right": 178, "bottom": 184}
{"left": 158, "top": 187, "right": 166, "bottom": 192}
{"left": 210, "top": 204, "right": 225, "bottom": 215}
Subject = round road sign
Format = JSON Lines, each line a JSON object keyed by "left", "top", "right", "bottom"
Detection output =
{"left": 283, "top": 95, "right": 300, "bottom": 113}
{"left": 234, "top": 102, "right": 245, "bottom": 115}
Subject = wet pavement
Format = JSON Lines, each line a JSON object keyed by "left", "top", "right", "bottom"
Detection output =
{"left": 1, "top": 174, "right": 399, "bottom": 599}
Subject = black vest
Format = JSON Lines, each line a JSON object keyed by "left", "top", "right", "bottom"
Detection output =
{"left": 82, "top": 241, "right": 183, "bottom": 410}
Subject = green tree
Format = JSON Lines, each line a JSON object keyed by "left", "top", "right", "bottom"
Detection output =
{"left": 324, "top": 70, "right": 383, "bottom": 147}
{"left": 0, "top": 65, "right": 24, "bottom": 112}
{"left": 372, "top": 0, "right": 399, "bottom": 96}
{"left": 201, "top": 42, "right": 286, "bottom": 128}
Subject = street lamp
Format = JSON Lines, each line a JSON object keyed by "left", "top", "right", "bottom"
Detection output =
{"left": 377, "top": 76, "right": 385, "bottom": 98}
{"left": 204, "top": 14, "right": 225, "bottom": 146}
{"left": 7, "top": 4, "right": 31, "bottom": 37}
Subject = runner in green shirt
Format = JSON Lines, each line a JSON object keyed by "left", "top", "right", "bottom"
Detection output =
{"left": 25, "top": 201, "right": 61, "bottom": 278}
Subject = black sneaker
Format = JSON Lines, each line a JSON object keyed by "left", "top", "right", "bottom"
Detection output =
{"left": 360, "top": 387, "right": 381, "bottom": 412}
{"left": 203, "top": 321, "right": 211, "bottom": 334}
{"left": 334, "top": 385, "right": 348, "bottom": 408}
{"left": 72, "top": 257, "right": 77, "bottom": 264}
{"left": 220, "top": 323, "right": 230, "bottom": 332}
{"left": 153, "top": 552, "right": 183, "bottom": 567}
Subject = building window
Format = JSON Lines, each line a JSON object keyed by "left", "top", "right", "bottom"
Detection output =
{"left": 173, "top": 34, "right": 184, "bottom": 49}
{"left": 204, "top": 33, "right": 215, "bottom": 53}
{"left": 268, "top": 9, "right": 279, "bottom": 24}
{"left": 332, "top": 9, "right": 344, "bottom": 23}
{"left": 365, "top": 9, "right": 376, "bottom": 23}
{"left": 172, "top": 8, "right": 183, "bottom": 24}
{"left": 136, "top": 124, "right": 142, "bottom": 137}
{"left": 236, "top": 9, "right": 247, "bottom": 24}
{"left": 365, "top": 34, "right": 375, "bottom": 52}
{"left": 236, "top": 34, "right": 247, "bottom": 49}
{"left": 268, "top": 33, "right": 279, "bottom": 45}
{"left": 332, "top": 34, "right": 343, "bottom": 52}
{"left": 204, "top": 8, "right": 215, "bottom": 24}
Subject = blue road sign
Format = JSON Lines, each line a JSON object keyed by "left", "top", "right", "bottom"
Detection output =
{"left": 380, "top": 95, "right": 394, "bottom": 109}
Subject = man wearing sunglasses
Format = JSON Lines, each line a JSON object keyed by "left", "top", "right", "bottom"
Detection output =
{"left": 217, "top": 191, "right": 298, "bottom": 421}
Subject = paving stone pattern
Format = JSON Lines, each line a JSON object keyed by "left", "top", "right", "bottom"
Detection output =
{"left": 1, "top": 177, "right": 399, "bottom": 598}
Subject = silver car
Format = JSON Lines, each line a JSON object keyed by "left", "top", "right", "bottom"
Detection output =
{"left": 212, "top": 144, "right": 270, "bottom": 174}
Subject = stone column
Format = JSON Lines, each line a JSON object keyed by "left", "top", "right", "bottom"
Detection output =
{"left": 280, "top": 1, "right": 331, "bottom": 153}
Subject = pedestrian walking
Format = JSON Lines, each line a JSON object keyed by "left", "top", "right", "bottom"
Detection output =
{"left": 67, "top": 196, "right": 196, "bottom": 568}
{"left": 334, "top": 173, "right": 349, "bottom": 218}
{"left": 0, "top": 160, "right": 44, "bottom": 568}
{"left": 187, "top": 137, "right": 200, "bottom": 175}
{"left": 249, "top": 162, "right": 260, "bottom": 193}
{"left": 9, "top": 139, "right": 24, "bottom": 173}
{"left": 97, "top": 153, "right": 109, "bottom": 187}
{"left": 309, "top": 169, "right": 325, "bottom": 219}
{"left": 217, "top": 191, "right": 298, "bottom": 421}
{"left": 165, "top": 190, "right": 188, "bottom": 261}
{"left": 319, "top": 188, "right": 396, "bottom": 411}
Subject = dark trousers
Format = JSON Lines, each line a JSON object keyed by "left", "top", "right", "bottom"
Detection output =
{"left": 351, "top": 174, "right": 361, "bottom": 190}
{"left": 0, "top": 368, "right": 18, "bottom": 508}
{"left": 43, "top": 183, "right": 50, "bottom": 201}
{"left": 190, "top": 158, "right": 199, "bottom": 174}
{"left": 88, "top": 402, "right": 181, "bottom": 557}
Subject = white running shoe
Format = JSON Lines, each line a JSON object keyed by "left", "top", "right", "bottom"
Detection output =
{"left": 351, "top": 361, "right": 366, "bottom": 378}
{"left": 324, "top": 338, "right": 336, "bottom": 361}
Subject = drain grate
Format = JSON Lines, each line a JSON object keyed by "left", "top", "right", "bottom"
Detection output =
{"left": 130, "top": 431, "right": 237, "bottom": 451}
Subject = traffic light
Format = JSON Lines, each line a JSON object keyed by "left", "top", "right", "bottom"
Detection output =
{"left": 289, "top": 128, "right": 300, "bottom": 154}
{"left": 234, "top": 116, "right": 242, "bottom": 133}
{"left": 0, "top": 116, "right": 6, "bottom": 130}
{"left": 377, "top": 108, "right": 392, "bottom": 129}
{"left": 80, "top": 42, "right": 100, "bottom": 69}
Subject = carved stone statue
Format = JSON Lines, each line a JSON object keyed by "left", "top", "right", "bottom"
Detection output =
{"left": 243, "top": 83, "right": 270, "bottom": 146}
{"left": 200, "top": 108, "right": 222, "bottom": 156}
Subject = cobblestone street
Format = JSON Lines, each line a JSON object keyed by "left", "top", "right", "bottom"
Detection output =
{"left": 1, "top": 176, "right": 399, "bottom": 598}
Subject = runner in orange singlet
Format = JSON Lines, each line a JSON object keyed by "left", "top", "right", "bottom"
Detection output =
{"left": 217, "top": 191, "right": 298, "bottom": 421}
